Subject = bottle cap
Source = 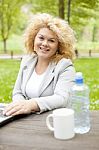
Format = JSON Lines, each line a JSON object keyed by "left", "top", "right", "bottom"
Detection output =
{"left": 75, "top": 72, "right": 83, "bottom": 84}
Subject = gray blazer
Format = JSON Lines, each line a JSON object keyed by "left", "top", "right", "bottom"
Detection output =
{"left": 12, "top": 54, "right": 75, "bottom": 113}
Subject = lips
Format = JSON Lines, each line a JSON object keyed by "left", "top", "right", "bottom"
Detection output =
{"left": 40, "top": 47, "right": 50, "bottom": 52}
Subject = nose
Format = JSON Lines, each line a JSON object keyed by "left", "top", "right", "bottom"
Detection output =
{"left": 42, "top": 40, "right": 48, "bottom": 46}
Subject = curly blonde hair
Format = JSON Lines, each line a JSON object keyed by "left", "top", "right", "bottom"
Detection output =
{"left": 24, "top": 13, "right": 76, "bottom": 62}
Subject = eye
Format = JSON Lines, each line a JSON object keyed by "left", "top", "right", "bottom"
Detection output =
{"left": 38, "top": 36, "right": 44, "bottom": 40}
{"left": 49, "top": 39, "right": 55, "bottom": 43}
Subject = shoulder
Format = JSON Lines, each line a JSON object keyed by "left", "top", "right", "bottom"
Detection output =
{"left": 55, "top": 58, "right": 74, "bottom": 72}
{"left": 53, "top": 58, "right": 76, "bottom": 80}
{"left": 58, "top": 58, "right": 73, "bottom": 66}
{"left": 20, "top": 53, "right": 37, "bottom": 68}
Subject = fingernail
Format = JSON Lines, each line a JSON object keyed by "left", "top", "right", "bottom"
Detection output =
{"left": 6, "top": 112, "right": 10, "bottom": 116}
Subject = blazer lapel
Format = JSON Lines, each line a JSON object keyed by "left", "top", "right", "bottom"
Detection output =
{"left": 22, "top": 57, "right": 38, "bottom": 95}
{"left": 38, "top": 63, "right": 55, "bottom": 96}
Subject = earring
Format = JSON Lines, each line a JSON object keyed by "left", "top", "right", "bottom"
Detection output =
{"left": 56, "top": 49, "right": 60, "bottom": 54}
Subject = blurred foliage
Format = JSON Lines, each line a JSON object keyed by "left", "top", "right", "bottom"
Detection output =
{"left": 0, "top": 0, "right": 99, "bottom": 52}
{"left": 0, "top": 0, "right": 28, "bottom": 52}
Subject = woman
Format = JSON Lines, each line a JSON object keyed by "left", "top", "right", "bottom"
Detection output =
{"left": 3, "top": 13, "right": 76, "bottom": 116}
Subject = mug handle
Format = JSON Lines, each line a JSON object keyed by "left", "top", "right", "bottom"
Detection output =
{"left": 46, "top": 114, "right": 54, "bottom": 131}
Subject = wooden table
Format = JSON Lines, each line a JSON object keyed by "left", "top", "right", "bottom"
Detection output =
{"left": 0, "top": 111, "right": 99, "bottom": 150}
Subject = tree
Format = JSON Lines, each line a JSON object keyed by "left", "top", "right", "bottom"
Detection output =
{"left": 58, "top": 0, "right": 64, "bottom": 19}
{"left": 66, "top": 0, "right": 99, "bottom": 40}
{"left": 29, "top": 0, "right": 58, "bottom": 16}
{"left": 67, "top": 0, "right": 71, "bottom": 24}
{"left": 0, "top": 0, "right": 26, "bottom": 53}
{"left": 1, "top": 0, "right": 99, "bottom": 53}
{"left": 69, "top": 0, "right": 99, "bottom": 28}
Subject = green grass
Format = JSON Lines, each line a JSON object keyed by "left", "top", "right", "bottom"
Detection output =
{"left": 74, "top": 58, "right": 99, "bottom": 110}
{"left": 0, "top": 58, "right": 99, "bottom": 110}
{"left": 0, "top": 59, "right": 20, "bottom": 103}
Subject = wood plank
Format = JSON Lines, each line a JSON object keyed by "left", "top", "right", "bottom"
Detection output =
{"left": 0, "top": 111, "right": 99, "bottom": 150}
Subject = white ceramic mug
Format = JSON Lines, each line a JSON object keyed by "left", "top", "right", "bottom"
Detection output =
{"left": 46, "top": 108, "right": 75, "bottom": 140}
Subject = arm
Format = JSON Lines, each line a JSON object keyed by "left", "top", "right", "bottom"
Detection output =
{"left": 33, "top": 64, "right": 75, "bottom": 113}
{"left": 12, "top": 57, "right": 26, "bottom": 101}
{"left": 4, "top": 55, "right": 40, "bottom": 116}
{"left": 4, "top": 58, "right": 75, "bottom": 116}
{"left": 12, "top": 54, "right": 36, "bottom": 101}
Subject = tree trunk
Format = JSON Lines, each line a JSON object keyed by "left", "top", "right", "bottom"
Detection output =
{"left": 3, "top": 39, "right": 7, "bottom": 53}
{"left": 92, "top": 25, "right": 96, "bottom": 42}
{"left": 92, "top": 25, "right": 96, "bottom": 51}
{"left": 59, "top": 0, "right": 64, "bottom": 19}
{"left": 67, "top": 0, "right": 71, "bottom": 24}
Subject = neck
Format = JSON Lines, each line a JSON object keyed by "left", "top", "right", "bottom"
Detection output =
{"left": 35, "top": 58, "right": 50, "bottom": 75}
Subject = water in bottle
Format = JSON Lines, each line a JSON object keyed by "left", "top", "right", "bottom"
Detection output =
{"left": 70, "top": 72, "right": 90, "bottom": 134}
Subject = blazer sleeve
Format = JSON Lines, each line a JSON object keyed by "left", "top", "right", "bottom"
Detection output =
{"left": 12, "top": 54, "right": 37, "bottom": 101}
{"left": 12, "top": 57, "right": 27, "bottom": 101}
{"left": 33, "top": 59, "right": 76, "bottom": 113}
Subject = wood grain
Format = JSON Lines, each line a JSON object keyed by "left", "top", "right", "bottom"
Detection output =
{"left": 0, "top": 111, "right": 99, "bottom": 150}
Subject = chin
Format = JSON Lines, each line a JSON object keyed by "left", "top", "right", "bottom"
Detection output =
{"left": 39, "top": 55, "right": 50, "bottom": 60}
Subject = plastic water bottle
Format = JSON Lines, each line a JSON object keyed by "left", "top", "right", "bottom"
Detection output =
{"left": 70, "top": 72, "right": 90, "bottom": 134}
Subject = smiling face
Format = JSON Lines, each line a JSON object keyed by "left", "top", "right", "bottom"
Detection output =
{"left": 34, "top": 28, "right": 59, "bottom": 61}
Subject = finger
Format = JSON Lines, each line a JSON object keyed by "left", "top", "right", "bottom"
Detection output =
{"left": 9, "top": 109, "right": 23, "bottom": 116}
{"left": 3, "top": 102, "right": 19, "bottom": 115}
{"left": 5, "top": 105, "right": 21, "bottom": 116}
{"left": 11, "top": 108, "right": 30, "bottom": 116}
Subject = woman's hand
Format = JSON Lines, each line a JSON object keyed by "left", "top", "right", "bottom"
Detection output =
{"left": 3, "top": 100, "right": 39, "bottom": 116}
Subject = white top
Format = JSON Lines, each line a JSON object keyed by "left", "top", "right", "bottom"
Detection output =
{"left": 26, "top": 69, "right": 47, "bottom": 98}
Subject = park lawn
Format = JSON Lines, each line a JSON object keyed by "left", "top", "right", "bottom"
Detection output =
{"left": 0, "top": 59, "right": 20, "bottom": 103}
{"left": 0, "top": 58, "right": 99, "bottom": 110}
{"left": 74, "top": 58, "right": 99, "bottom": 110}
